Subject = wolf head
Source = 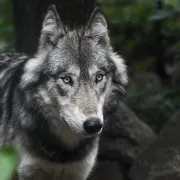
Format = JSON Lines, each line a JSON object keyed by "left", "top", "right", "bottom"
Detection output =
{"left": 20, "top": 5, "right": 127, "bottom": 145}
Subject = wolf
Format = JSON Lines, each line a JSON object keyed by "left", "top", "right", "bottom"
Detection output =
{"left": 0, "top": 5, "right": 127, "bottom": 180}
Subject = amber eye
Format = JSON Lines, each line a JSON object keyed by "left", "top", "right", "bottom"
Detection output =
{"left": 62, "top": 76, "right": 72, "bottom": 84}
{"left": 96, "top": 74, "right": 104, "bottom": 83}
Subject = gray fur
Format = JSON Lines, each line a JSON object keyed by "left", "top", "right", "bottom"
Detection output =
{"left": 0, "top": 5, "right": 127, "bottom": 180}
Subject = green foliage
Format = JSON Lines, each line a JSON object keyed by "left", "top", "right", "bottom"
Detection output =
{"left": 98, "top": 0, "right": 180, "bottom": 69}
{"left": 0, "top": 0, "right": 15, "bottom": 51}
{"left": 97, "top": 0, "right": 180, "bottom": 132}
{"left": 0, "top": 147, "right": 18, "bottom": 180}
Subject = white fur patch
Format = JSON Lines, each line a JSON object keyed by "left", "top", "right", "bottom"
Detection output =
{"left": 97, "top": 95, "right": 105, "bottom": 124}
{"left": 110, "top": 51, "right": 128, "bottom": 85}
{"left": 20, "top": 53, "right": 47, "bottom": 88}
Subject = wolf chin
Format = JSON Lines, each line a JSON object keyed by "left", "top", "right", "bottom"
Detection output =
{"left": 0, "top": 5, "right": 127, "bottom": 180}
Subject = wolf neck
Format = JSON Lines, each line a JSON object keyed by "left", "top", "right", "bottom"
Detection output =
{"left": 25, "top": 122, "right": 98, "bottom": 163}
{"left": 16, "top": 103, "right": 97, "bottom": 163}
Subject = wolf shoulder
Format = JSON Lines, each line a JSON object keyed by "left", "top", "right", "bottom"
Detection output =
{"left": 0, "top": 52, "right": 29, "bottom": 149}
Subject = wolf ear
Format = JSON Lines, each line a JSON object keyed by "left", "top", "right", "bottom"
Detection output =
{"left": 39, "top": 5, "right": 64, "bottom": 50}
{"left": 86, "top": 8, "right": 109, "bottom": 46}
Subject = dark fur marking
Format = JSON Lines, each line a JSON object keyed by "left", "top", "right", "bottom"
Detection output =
{"left": 26, "top": 125, "right": 97, "bottom": 163}
{"left": 24, "top": 112, "right": 97, "bottom": 163}
{"left": 7, "top": 62, "right": 26, "bottom": 121}
{"left": 56, "top": 85, "right": 67, "bottom": 96}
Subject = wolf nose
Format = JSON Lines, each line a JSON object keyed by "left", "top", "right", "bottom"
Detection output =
{"left": 83, "top": 118, "right": 103, "bottom": 134}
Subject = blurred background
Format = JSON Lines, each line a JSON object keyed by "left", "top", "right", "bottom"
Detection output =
{"left": 0, "top": 0, "right": 180, "bottom": 179}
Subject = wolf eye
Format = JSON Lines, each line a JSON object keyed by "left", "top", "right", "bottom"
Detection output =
{"left": 61, "top": 76, "right": 72, "bottom": 84}
{"left": 96, "top": 74, "right": 104, "bottom": 83}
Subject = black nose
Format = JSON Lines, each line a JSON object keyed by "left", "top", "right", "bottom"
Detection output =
{"left": 83, "top": 118, "right": 103, "bottom": 134}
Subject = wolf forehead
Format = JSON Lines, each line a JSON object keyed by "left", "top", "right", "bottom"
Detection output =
{"left": 21, "top": 6, "right": 127, "bottom": 87}
{"left": 42, "top": 31, "right": 114, "bottom": 76}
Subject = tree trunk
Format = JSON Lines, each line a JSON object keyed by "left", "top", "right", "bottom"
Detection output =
{"left": 154, "top": 0, "right": 169, "bottom": 82}
{"left": 12, "top": 0, "right": 96, "bottom": 55}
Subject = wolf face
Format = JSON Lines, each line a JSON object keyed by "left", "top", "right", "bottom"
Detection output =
{"left": 19, "top": 5, "right": 127, "bottom": 148}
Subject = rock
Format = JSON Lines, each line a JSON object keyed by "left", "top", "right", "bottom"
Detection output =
{"left": 170, "top": 61, "right": 180, "bottom": 84}
{"left": 165, "top": 61, "right": 180, "bottom": 84}
{"left": 99, "top": 102, "right": 157, "bottom": 164}
{"left": 126, "top": 72, "right": 167, "bottom": 133}
{"left": 88, "top": 161, "right": 123, "bottom": 180}
{"left": 130, "top": 110, "right": 180, "bottom": 180}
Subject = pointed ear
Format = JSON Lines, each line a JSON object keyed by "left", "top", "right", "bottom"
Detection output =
{"left": 39, "top": 5, "right": 64, "bottom": 51}
{"left": 86, "top": 8, "right": 109, "bottom": 46}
